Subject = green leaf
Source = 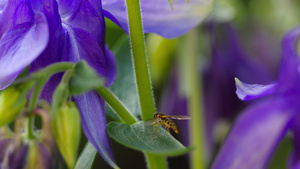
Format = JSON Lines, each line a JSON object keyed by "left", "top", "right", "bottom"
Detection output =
{"left": 74, "top": 142, "right": 97, "bottom": 169}
{"left": 106, "top": 36, "right": 141, "bottom": 118}
{"left": 69, "top": 61, "right": 103, "bottom": 95}
{"left": 107, "top": 121, "right": 193, "bottom": 156}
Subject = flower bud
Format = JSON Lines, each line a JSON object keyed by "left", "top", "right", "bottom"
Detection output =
{"left": 0, "top": 87, "right": 26, "bottom": 127}
{"left": 52, "top": 102, "right": 81, "bottom": 169}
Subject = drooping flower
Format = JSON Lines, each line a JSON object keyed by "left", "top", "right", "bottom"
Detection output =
{"left": 0, "top": 109, "right": 56, "bottom": 169}
{"left": 212, "top": 27, "right": 300, "bottom": 169}
{"left": 0, "top": 0, "right": 117, "bottom": 167}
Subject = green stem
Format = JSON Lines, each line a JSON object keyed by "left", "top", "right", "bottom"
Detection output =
{"left": 179, "top": 30, "right": 205, "bottom": 169}
{"left": 13, "top": 62, "right": 75, "bottom": 85}
{"left": 26, "top": 62, "right": 75, "bottom": 139}
{"left": 145, "top": 153, "right": 167, "bottom": 169}
{"left": 50, "top": 69, "right": 75, "bottom": 120}
{"left": 125, "top": 0, "right": 155, "bottom": 121}
{"left": 124, "top": 0, "right": 166, "bottom": 168}
{"left": 40, "top": 62, "right": 75, "bottom": 75}
{"left": 96, "top": 86, "right": 137, "bottom": 124}
{"left": 27, "top": 77, "right": 48, "bottom": 139}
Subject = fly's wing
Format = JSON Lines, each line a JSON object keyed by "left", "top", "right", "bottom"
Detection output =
{"left": 145, "top": 118, "right": 158, "bottom": 125}
{"left": 165, "top": 115, "right": 191, "bottom": 120}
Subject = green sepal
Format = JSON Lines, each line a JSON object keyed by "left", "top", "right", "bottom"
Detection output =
{"left": 107, "top": 121, "right": 193, "bottom": 156}
{"left": 0, "top": 87, "right": 27, "bottom": 127}
{"left": 69, "top": 61, "right": 104, "bottom": 95}
{"left": 52, "top": 102, "right": 81, "bottom": 169}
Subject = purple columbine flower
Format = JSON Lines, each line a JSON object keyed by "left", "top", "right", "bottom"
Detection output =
{"left": 212, "top": 27, "right": 300, "bottom": 169}
{"left": 0, "top": 0, "right": 117, "bottom": 167}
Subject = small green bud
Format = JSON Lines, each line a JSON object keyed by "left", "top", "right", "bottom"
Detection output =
{"left": 0, "top": 87, "right": 26, "bottom": 127}
{"left": 52, "top": 102, "right": 81, "bottom": 169}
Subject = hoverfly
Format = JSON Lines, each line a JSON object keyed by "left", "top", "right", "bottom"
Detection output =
{"left": 147, "top": 112, "right": 191, "bottom": 140}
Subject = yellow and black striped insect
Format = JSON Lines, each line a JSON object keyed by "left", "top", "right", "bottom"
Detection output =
{"left": 147, "top": 112, "right": 191, "bottom": 140}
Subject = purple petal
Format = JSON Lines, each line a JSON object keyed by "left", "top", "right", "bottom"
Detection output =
{"left": 0, "top": 0, "right": 7, "bottom": 12}
{"left": 289, "top": 152, "right": 300, "bottom": 169}
{"left": 28, "top": 0, "right": 64, "bottom": 101}
{"left": 5, "top": 144, "right": 29, "bottom": 169}
{"left": 289, "top": 115, "right": 300, "bottom": 169}
{"left": 56, "top": 0, "right": 75, "bottom": 16}
{"left": 104, "top": 45, "right": 117, "bottom": 86}
{"left": 74, "top": 91, "right": 118, "bottom": 168}
{"left": 0, "top": 0, "right": 34, "bottom": 38}
{"left": 0, "top": 13, "right": 49, "bottom": 89}
{"left": 212, "top": 98, "right": 294, "bottom": 169}
{"left": 277, "top": 27, "right": 300, "bottom": 93}
{"left": 30, "top": 0, "right": 63, "bottom": 71}
{"left": 0, "top": 139, "right": 10, "bottom": 162}
{"left": 235, "top": 78, "right": 277, "bottom": 101}
{"left": 63, "top": 0, "right": 105, "bottom": 48}
{"left": 102, "top": 0, "right": 213, "bottom": 38}
{"left": 61, "top": 25, "right": 116, "bottom": 86}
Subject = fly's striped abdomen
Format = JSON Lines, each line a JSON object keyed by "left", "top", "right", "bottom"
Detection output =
{"left": 161, "top": 117, "right": 178, "bottom": 133}
{"left": 170, "top": 122, "right": 178, "bottom": 133}
{"left": 151, "top": 112, "right": 190, "bottom": 140}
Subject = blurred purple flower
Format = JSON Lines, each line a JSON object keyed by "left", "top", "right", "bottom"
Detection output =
{"left": 159, "top": 23, "right": 275, "bottom": 162}
{"left": 0, "top": 109, "right": 56, "bottom": 169}
{"left": 212, "top": 27, "right": 300, "bottom": 169}
{"left": 204, "top": 23, "right": 274, "bottom": 155}
{"left": 0, "top": 0, "right": 117, "bottom": 167}
{"left": 102, "top": 0, "right": 213, "bottom": 38}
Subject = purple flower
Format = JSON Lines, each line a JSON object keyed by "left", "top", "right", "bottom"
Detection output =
{"left": 0, "top": 109, "right": 56, "bottom": 169}
{"left": 159, "top": 23, "right": 275, "bottom": 161}
{"left": 204, "top": 23, "right": 274, "bottom": 156}
{"left": 212, "top": 27, "right": 300, "bottom": 169}
{"left": 102, "top": 0, "right": 213, "bottom": 38}
{"left": 0, "top": 0, "right": 117, "bottom": 167}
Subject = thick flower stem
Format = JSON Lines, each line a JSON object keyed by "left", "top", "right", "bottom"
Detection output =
{"left": 124, "top": 0, "right": 167, "bottom": 168}
{"left": 145, "top": 153, "right": 167, "bottom": 169}
{"left": 26, "top": 62, "right": 75, "bottom": 139}
{"left": 179, "top": 29, "right": 205, "bottom": 169}
{"left": 125, "top": 0, "right": 155, "bottom": 121}
{"left": 96, "top": 86, "right": 137, "bottom": 124}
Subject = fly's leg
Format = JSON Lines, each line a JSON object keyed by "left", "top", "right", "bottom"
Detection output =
{"left": 153, "top": 123, "right": 162, "bottom": 140}
{"left": 152, "top": 124, "right": 159, "bottom": 135}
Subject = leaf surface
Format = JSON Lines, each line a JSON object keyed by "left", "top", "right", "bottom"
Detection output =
{"left": 107, "top": 121, "right": 192, "bottom": 156}
{"left": 74, "top": 142, "right": 97, "bottom": 169}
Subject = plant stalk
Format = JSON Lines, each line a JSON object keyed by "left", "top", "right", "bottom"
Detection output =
{"left": 26, "top": 62, "right": 74, "bottom": 139}
{"left": 179, "top": 29, "right": 205, "bottom": 169}
{"left": 124, "top": 0, "right": 167, "bottom": 168}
